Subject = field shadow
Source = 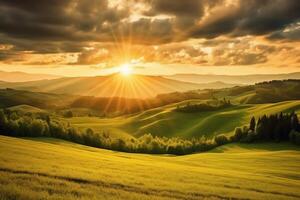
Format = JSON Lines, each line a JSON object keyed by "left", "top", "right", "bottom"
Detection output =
{"left": 211, "top": 142, "right": 300, "bottom": 153}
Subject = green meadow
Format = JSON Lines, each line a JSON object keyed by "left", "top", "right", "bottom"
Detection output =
{"left": 0, "top": 135, "right": 300, "bottom": 200}
{"left": 62, "top": 100, "right": 300, "bottom": 139}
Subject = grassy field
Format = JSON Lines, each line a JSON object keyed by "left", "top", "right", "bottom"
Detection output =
{"left": 0, "top": 135, "right": 299, "bottom": 200}
{"left": 62, "top": 100, "right": 300, "bottom": 139}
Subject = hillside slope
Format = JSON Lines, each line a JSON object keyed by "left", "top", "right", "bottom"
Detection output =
{"left": 229, "top": 80, "right": 300, "bottom": 104}
{"left": 0, "top": 74, "right": 236, "bottom": 98}
{"left": 1, "top": 80, "right": 300, "bottom": 112}
{"left": 0, "top": 88, "right": 75, "bottom": 109}
{"left": 63, "top": 100, "right": 300, "bottom": 139}
{"left": 0, "top": 136, "right": 299, "bottom": 200}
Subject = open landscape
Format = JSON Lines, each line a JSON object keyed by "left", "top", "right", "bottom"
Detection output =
{"left": 1, "top": 78, "right": 300, "bottom": 199}
{"left": 0, "top": 0, "right": 300, "bottom": 199}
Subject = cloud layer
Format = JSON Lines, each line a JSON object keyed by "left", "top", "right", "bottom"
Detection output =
{"left": 0, "top": 0, "right": 299, "bottom": 69}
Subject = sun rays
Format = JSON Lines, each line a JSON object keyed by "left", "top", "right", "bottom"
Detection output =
{"left": 119, "top": 63, "right": 133, "bottom": 76}
{"left": 63, "top": 72, "right": 186, "bottom": 114}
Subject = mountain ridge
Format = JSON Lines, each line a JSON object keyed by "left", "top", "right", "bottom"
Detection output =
{"left": 0, "top": 70, "right": 61, "bottom": 82}
{"left": 0, "top": 73, "right": 238, "bottom": 98}
{"left": 165, "top": 72, "right": 300, "bottom": 84}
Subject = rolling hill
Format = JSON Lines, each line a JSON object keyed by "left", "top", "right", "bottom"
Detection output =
{"left": 0, "top": 74, "right": 237, "bottom": 98}
{"left": 221, "top": 80, "right": 300, "bottom": 104}
{"left": 0, "top": 135, "right": 299, "bottom": 200}
{"left": 1, "top": 80, "right": 299, "bottom": 111}
{"left": 62, "top": 100, "right": 300, "bottom": 140}
{"left": 1, "top": 80, "right": 300, "bottom": 141}
{"left": 0, "top": 88, "right": 75, "bottom": 109}
{"left": 60, "top": 80, "right": 300, "bottom": 139}
{"left": 0, "top": 70, "right": 61, "bottom": 82}
{"left": 166, "top": 72, "right": 300, "bottom": 85}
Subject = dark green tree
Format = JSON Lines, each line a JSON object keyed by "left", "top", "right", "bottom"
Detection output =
{"left": 249, "top": 116, "right": 256, "bottom": 131}
{"left": 64, "top": 111, "right": 73, "bottom": 118}
{"left": 0, "top": 110, "right": 8, "bottom": 131}
{"left": 291, "top": 114, "right": 299, "bottom": 131}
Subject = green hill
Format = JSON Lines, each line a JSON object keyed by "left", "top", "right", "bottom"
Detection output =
{"left": 62, "top": 100, "right": 300, "bottom": 139}
{"left": 0, "top": 88, "right": 75, "bottom": 109}
{"left": 1, "top": 80, "right": 300, "bottom": 140}
{"left": 225, "top": 80, "right": 300, "bottom": 104}
{"left": 0, "top": 136, "right": 299, "bottom": 200}
{"left": 1, "top": 79, "right": 300, "bottom": 115}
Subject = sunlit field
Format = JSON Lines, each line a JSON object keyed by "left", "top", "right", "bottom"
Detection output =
{"left": 1, "top": 135, "right": 300, "bottom": 200}
{"left": 61, "top": 100, "right": 300, "bottom": 139}
{"left": 1, "top": 0, "right": 300, "bottom": 199}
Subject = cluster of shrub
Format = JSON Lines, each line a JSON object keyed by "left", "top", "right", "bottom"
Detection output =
{"left": 175, "top": 98, "right": 231, "bottom": 113}
{"left": 0, "top": 109, "right": 299, "bottom": 155}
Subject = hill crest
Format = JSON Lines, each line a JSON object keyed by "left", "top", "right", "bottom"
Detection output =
{"left": 0, "top": 73, "right": 237, "bottom": 98}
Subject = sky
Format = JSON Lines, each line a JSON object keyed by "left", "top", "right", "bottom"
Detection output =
{"left": 0, "top": 0, "right": 299, "bottom": 76}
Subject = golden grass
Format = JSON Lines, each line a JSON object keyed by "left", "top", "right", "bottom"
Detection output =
{"left": 0, "top": 135, "right": 300, "bottom": 199}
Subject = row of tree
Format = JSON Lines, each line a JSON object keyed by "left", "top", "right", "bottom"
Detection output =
{"left": 0, "top": 109, "right": 218, "bottom": 155}
{"left": 233, "top": 112, "right": 300, "bottom": 144}
{"left": 0, "top": 109, "right": 299, "bottom": 155}
{"left": 175, "top": 99, "right": 231, "bottom": 113}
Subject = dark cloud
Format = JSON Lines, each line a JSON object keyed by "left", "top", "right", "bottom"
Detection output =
{"left": 190, "top": 0, "right": 300, "bottom": 39}
{"left": 145, "top": 0, "right": 204, "bottom": 17}
{"left": 144, "top": 0, "right": 221, "bottom": 30}
{"left": 0, "top": 0, "right": 299, "bottom": 66}
{"left": 0, "top": 0, "right": 299, "bottom": 44}
{"left": 267, "top": 23, "right": 300, "bottom": 41}
{"left": 123, "top": 18, "right": 174, "bottom": 44}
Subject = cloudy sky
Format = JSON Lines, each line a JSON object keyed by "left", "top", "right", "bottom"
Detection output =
{"left": 0, "top": 0, "right": 299, "bottom": 76}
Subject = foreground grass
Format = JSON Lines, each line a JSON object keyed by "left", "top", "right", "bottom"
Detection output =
{"left": 0, "top": 136, "right": 300, "bottom": 199}
{"left": 62, "top": 100, "right": 300, "bottom": 139}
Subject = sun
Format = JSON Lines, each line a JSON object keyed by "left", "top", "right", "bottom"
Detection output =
{"left": 119, "top": 63, "right": 133, "bottom": 76}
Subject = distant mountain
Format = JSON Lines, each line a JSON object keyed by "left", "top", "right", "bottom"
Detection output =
{"left": 0, "top": 74, "right": 237, "bottom": 98}
{"left": 0, "top": 70, "right": 61, "bottom": 82}
{"left": 165, "top": 72, "right": 300, "bottom": 85}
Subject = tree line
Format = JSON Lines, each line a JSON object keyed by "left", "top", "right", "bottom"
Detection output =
{"left": 233, "top": 112, "right": 300, "bottom": 145}
{"left": 0, "top": 109, "right": 299, "bottom": 155}
{"left": 175, "top": 99, "right": 231, "bottom": 113}
{"left": 0, "top": 109, "right": 218, "bottom": 155}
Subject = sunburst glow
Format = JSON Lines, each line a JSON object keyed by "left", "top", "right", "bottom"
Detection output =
{"left": 119, "top": 63, "right": 133, "bottom": 76}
